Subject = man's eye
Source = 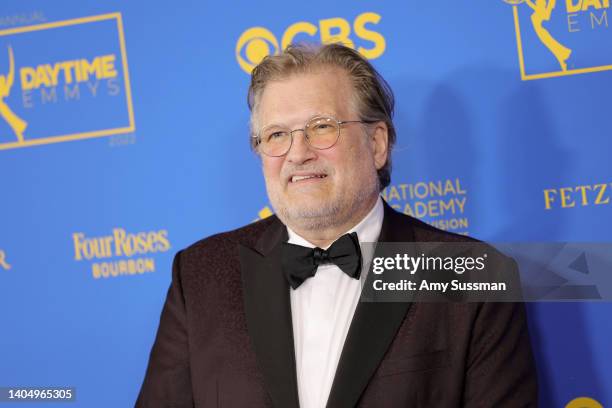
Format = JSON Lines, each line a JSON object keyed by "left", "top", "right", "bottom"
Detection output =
{"left": 312, "top": 124, "right": 335, "bottom": 133}
{"left": 266, "top": 132, "right": 286, "bottom": 141}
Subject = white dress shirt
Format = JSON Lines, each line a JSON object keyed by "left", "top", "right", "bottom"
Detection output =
{"left": 287, "top": 197, "right": 384, "bottom": 408}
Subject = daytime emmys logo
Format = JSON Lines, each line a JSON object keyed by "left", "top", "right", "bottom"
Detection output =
{"left": 503, "top": 0, "right": 612, "bottom": 80}
{"left": 0, "top": 13, "right": 135, "bottom": 150}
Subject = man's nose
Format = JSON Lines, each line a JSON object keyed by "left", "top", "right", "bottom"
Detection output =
{"left": 285, "top": 130, "right": 317, "bottom": 164}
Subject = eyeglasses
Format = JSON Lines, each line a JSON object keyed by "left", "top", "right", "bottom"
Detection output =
{"left": 253, "top": 115, "right": 377, "bottom": 157}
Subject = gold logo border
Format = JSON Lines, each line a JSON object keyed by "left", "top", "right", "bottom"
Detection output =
{"left": 0, "top": 12, "right": 135, "bottom": 150}
{"left": 512, "top": 6, "right": 612, "bottom": 81}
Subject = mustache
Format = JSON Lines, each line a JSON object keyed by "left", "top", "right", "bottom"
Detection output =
{"left": 282, "top": 165, "right": 331, "bottom": 178}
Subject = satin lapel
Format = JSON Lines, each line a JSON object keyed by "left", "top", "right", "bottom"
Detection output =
{"left": 326, "top": 201, "right": 416, "bottom": 408}
{"left": 239, "top": 218, "right": 299, "bottom": 408}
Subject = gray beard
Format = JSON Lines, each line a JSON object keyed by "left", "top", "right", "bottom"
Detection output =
{"left": 269, "top": 175, "right": 380, "bottom": 233}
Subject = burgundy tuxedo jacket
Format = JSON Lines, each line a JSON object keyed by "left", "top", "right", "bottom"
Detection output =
{"left": 136, "top": 202, "right": 538, "bottom": 407}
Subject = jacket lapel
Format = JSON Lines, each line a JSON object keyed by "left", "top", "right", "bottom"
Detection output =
{"left": 326, "top": 201, "right": 416, "bottom": 408}
{"left": 239, "top": 217, "right": 300, "bottom": 408}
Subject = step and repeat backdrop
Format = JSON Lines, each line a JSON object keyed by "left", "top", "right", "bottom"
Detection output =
{"left": 0, "top": 0, "right": 611, "bottom": 407}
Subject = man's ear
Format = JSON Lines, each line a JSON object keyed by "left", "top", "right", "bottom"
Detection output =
{"left": 370, "top": 122, "right": 389, "bottom": 170}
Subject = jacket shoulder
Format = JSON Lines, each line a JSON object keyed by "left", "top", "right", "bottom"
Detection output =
{"left": 386, "top": 205, "right": 480, "bottom": 244}
{"left": 388, "top": 209, "right": 514, "bottom": 271}
{"left": 385, "top": 206, "right": 516, "bottom": 258}
{"left": 408, "top": 214, "right": 479, "bottom": 243}
{"left": 180, "top": 215, "right": 279, "bottom": 260}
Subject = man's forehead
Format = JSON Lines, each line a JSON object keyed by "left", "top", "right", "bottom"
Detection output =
{"left": 256, "top": 69, "right": 355, "bottom": 126}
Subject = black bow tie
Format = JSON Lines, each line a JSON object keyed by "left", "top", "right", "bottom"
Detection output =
{"left": 281, "top": 232, "right": 362, "bottom": 289}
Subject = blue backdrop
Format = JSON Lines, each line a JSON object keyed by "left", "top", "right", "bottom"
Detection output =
{"left": 0, "top": 1, "right": 610, "bottom": 406}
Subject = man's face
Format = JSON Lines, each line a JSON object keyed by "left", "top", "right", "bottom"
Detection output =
{"left": 255, "top": 68, "right": 387, "bottom": 233}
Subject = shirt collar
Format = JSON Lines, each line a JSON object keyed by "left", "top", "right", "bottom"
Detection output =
{"left": 286, "top": 196, "right": 384, "bottom": 249}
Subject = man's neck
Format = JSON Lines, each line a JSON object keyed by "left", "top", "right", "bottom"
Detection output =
{"left": 288, "top": 195, "right": 380, "bottom": 248}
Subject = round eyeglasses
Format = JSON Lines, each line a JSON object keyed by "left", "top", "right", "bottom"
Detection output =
{"left": 253, "top": 115, "right": 376, "bottom": 157}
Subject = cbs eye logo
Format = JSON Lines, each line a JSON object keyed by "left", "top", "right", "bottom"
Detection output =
{"left": 236, "top": 12, "right": 386, "bottom": 73}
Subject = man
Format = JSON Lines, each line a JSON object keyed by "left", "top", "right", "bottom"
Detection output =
{"left": 137, "top": 43, "right": 537, "bottom": 407}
